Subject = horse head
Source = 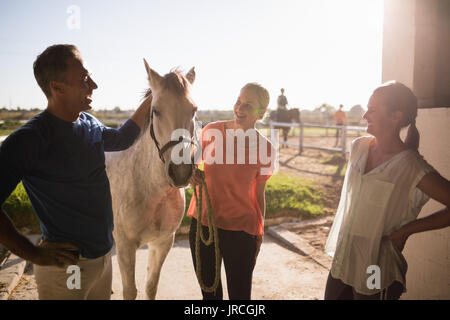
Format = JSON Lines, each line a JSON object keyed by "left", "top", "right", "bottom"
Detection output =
{"left": 144, "top": 59, "right": 197, "bottom": 188}
{"left": 289, "top": 108, "right": 301, "bottom": 123}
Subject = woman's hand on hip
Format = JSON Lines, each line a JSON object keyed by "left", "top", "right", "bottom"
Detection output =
{"left": 382, "top": 229, "right": 409, "bottom": 252}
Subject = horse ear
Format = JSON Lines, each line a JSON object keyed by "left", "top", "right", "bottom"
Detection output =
{"left": 143, "top": 58, "right": 162, "bottom": 91}
{"left": 186, "top": 67, "right": 196, "bottom": 84}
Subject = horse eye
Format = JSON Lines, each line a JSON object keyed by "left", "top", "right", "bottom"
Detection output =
{"left": 152, "top": 109, "right": 160, "bottom": 116}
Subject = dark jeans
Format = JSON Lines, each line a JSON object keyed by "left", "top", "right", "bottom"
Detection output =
{"left": 324, "top": 272, "right": 404, "bottom": 300}
{"left": 189, "top": 218, "right": 258, "bottom": 300}
{"left": 335, "top": 127, "right": 341, "bottom": 146}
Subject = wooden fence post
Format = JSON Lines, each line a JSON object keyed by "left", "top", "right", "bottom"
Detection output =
{"left": 341, "top": 126, "right": 347, "bottom": 155}
{"left": 299, "top": 122, "right": 303, "bottom": 155}
{"left": 269, "top": 121, "right": 273, "bottom": 140}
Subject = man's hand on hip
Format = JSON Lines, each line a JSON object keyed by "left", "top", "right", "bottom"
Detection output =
{"left": 31, "top": 240, "right": 80, "bottom": 268}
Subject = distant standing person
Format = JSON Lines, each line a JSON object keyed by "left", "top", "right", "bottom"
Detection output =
{"left": 277, "top": 88, "right": 288, "bottom": 111}
{"left": 333, "top": 104, "right": 346, "bottom": 146}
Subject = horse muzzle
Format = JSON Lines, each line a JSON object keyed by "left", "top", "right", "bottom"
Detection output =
{"left": 167, "top": 161, "right": 193, "bottom": 188}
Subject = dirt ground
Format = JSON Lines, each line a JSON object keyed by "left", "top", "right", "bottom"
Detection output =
{"left": 276, "top": 135, "right": 353, "bottom": 249}
{"left": 8, "top": 134, "right": 357, "bottom": 300}
{"left": 9, "top": 234, "right": 332, "bottom": 300}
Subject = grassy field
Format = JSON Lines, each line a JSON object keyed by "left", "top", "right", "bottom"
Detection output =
{"left": 0, "top": 120, "right": 23, "bottom": 137}
{"left": 181, "top": 172, "right": 324, "bottom": 227}
{"left": 1, "top": 117, "right": 364, "bottom": 139}
{"left": 0, "top": 126, "right": 358, "bottom": 139}
{"left": 4, "top": 173, "right": 326, "bottom": 234}
{"left": 2, "top": 183, "right": 41, "bottom": 234}
{"left": 0, "top": 129, "right": 14, "bottom": 137}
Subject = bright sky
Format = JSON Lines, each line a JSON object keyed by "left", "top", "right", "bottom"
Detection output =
{"left": 0, "top": 0, "right": 384, "bottom": 111}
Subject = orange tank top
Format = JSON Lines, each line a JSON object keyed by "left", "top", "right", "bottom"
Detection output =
{"left": 187, "top": 121, "right": 275, "bottom": 237}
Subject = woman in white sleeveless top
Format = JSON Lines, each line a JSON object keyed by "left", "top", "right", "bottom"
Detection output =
{"left": 324, "top": 81, "right": 450, "bottom": 300}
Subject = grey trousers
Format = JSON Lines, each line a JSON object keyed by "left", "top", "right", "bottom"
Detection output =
{"left": 34, "top": 250, "right": 112, "bottom": 300}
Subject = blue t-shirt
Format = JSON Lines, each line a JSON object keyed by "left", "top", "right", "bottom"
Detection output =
{"left": 0, "top": 110, "right": 141, "bottom": 258}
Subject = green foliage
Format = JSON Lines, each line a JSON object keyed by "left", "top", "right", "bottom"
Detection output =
{"left": 265, "top": 173, "right": 324, "bottom": 217}
{"left": 0, "top": 129, "right": 14, "bottom": 137}
{"left": 0, "top": 110, "right": 40, "bottom": 121}
{"left": 181, "top": 187, "right": 194, "bottom": 226}
{"left": 180, "top": 173, "right": 325, "bottom": 226}
{"left": 0, "top": 120, "right": 22, "bottom": 129}
{"left": 0, "top": 120, "right": 23, "bottom": 136}
{"left": 321, "top": 155, "right": 348, "bottom": 180}
{"left": 2, "top": 183, "right": 41, "bottom": 234}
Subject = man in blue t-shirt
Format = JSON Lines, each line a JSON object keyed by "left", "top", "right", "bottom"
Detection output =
{"left": 0, "top": 44, "right": 151, "bottom": 299}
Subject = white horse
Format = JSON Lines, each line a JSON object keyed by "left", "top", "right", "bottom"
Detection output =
{"left": 105, "top": 60, "right": 197, "bottom": 299}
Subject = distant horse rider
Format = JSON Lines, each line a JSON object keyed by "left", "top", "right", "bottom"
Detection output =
{"left": 277, "top": 88, "right": 288, "bottom": 111}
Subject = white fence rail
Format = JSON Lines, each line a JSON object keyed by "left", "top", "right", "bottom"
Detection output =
{"left": 266, "top": 121, "right": 367, "bottom": 155}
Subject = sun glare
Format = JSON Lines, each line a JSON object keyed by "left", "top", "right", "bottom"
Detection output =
{"left": 259, "top": 0, "right": 385, "bottom": 111}
{"left": 0, "top": 0, "right": 385, "bottom": 111}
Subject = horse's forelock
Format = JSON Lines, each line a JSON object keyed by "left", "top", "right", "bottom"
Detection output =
{"left": 144, "top": 69, "right": 190, "bottom": 99}
{"left": 161, "top": 70, "right": 190, "bottom": 97}
{"left": 141, "top": 70, "right": 191, "bottom": 133}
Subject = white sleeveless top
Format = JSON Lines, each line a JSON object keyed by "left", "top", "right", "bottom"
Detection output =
{"left": 325, "top": 136, "right": 436, "bottom": 295}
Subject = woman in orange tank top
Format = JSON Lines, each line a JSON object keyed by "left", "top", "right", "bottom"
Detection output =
{"left": 188, "top": 82, "right": 276, "bottom": 300}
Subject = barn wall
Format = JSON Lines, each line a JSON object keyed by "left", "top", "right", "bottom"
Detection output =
{"left": 382, "top": 0, "right": 450, "bottom": 299}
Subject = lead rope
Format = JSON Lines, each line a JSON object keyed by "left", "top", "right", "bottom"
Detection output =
{"left": 193, "top": 174, "right": 221, "bottom": 294}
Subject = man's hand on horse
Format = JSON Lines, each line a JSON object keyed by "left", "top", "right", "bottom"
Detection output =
{"left": 141, "top": 94, "right": 153, "bottom": 113}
